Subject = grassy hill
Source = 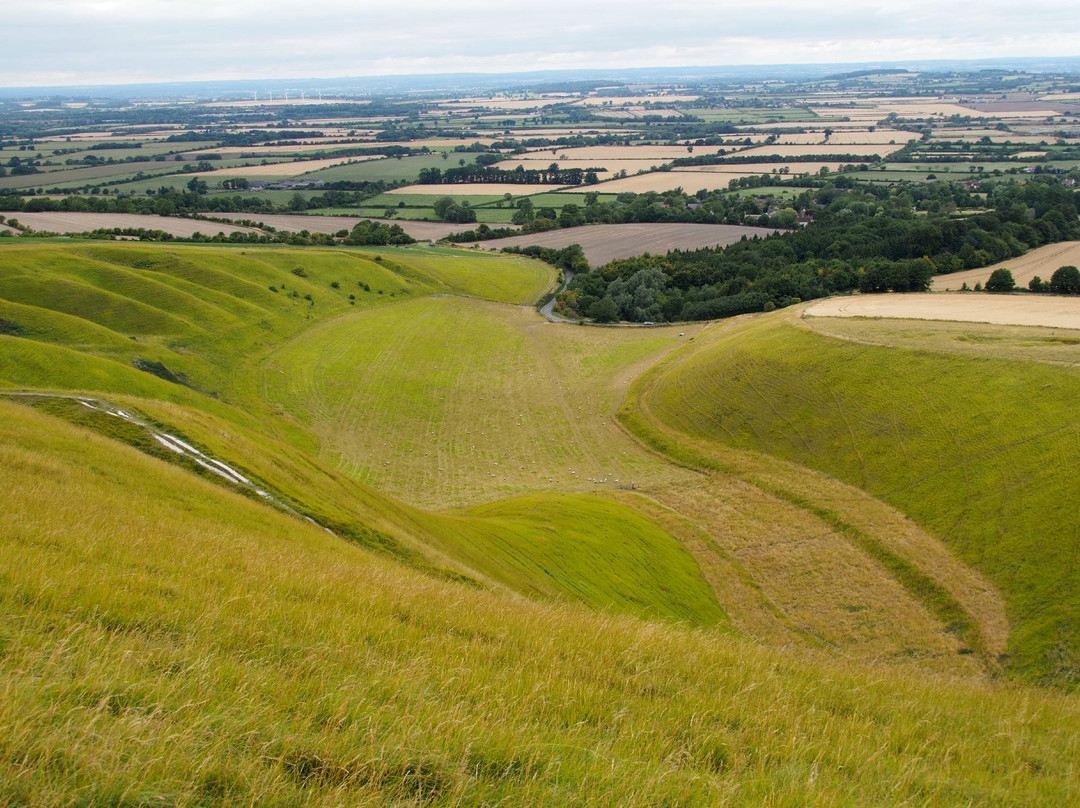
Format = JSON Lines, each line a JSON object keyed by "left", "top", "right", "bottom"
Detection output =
{"left": 4, "top": 240, "right": 1080, "bottom": 802}
{"left": 4, "top": 400, "right": 1080, "bottom": 806}
{"left": 628, "top": 307, "right": 1080, "bottom": 686}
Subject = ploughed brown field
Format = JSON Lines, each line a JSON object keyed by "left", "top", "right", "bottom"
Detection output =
{"left": 4, "top": 212, "right": 260, "bottom": 238}
{"left": 213, "top": 214, "right": 514, "bottom": 241}
{"left": 477, "top": 222, "right": 773, "bottom": 266}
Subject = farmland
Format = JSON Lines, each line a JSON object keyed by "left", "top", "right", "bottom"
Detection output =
{"left": 805, "top": 291, "right": 1080, "bottom": 329}
{"left": 480, "top": 222, "right": 772, "bottom": 266}
{"left": 931, "top": 241, "right": 1080, "bottom": 291}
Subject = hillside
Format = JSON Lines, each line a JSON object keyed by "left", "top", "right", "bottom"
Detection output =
{"left": 4, "top": 400, "right": 1080, "bottom": 806}
{"left": 628, "top": 306, "right": 1080, "bottom": 686}
{"left": 3, "top": 240, "right": 1080, "bottom": 802}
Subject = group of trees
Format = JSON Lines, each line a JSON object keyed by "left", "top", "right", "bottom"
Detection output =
{"left": 417, "top": 164, "right": 600, "bottom": 187}
{"left": 552, "top": 176, "right": 1080, "bottom": 323}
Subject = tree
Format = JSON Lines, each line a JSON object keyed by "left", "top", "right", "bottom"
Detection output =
{"left": 433, "top": 196, "right": 456, "bottom": 220}
{"left": 587, "top": 296, "right": 619, "bottom": 323}
{"left": 511, "top": 198, "right": 534, "bottom": 225}
{"left": 1029, "top": 275, "right": 1047, "bottom": 292}
{"left": 1050, "top": 265, "right": 1080, "bottom": 294}
{"left": 186, "top": 176, "right": 208, "bottom": 195}
{"left": 985, "top": 268, "right": 1015, "bottom": 292}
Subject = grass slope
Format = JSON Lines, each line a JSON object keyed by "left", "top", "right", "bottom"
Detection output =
{"left": 4, "top": 402, "right": 1079, "bottom": 806}
{"left": 0, "top": 241, "right": 727, "bottom": 628}
{"left": 262, "top": 295, "right": 696, "bottom": 508}
{"left": 629, "top": 308, "right": 1080, "bottom": 686}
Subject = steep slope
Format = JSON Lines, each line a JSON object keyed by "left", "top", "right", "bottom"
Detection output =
{"left": 628, "top": 306, "right": 1080, "bottom": 685}
{"left": 3, "top": 401, "right": 1079, "bottom": 806}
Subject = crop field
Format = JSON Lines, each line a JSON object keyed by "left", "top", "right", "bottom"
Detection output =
{"left": 931, "top": 241, "right": 1080, "bottom": 290}
{"left": 213, "top": 213, "right": 498, "bottom": 240}
{"left": 587, "top": 169, "right": 825, "bottom": 194}
{"left": 189, "top": 156, "right": 373, "bottom": 178}
{"left": 805, "top": 292, "right": 1080, "bottom": 329}
{"left": 480, "top": 222, "right": 773, "bottom": 266}
{"left": 732, "top": 143, "right": 908, "bottom": 158}
{"left": 493, "top": 158, "right": 676, "bottom": 175}
{"left": 5, "top": 211, "right": 261, "bottom": 237}
{"left": 629, "top": 307, "right": 1080, "bottom": 684}
{"left": 301, "top": 153, "right": 469, "bottom": 183}
{"left": 388, "top": 183, "right": 568, "bottom": 195}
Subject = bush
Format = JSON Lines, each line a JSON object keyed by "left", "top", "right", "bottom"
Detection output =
{"left": 1028, "top": 276, "right": 1047, "bottom": 293}
{"left": 985, "top": 268, "right": 1015, "bottom": 293}
{"left": 1049, "top": 265, "right": 1080, "bottom": 294}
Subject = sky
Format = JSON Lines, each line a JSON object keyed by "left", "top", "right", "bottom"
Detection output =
{"left": 3, "top": 0, "right": 1080, "bottom": 88}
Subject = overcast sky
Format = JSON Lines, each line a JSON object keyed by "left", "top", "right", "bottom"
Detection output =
{"left": 4, "top": 0, "right": 1079, "bottom": 88}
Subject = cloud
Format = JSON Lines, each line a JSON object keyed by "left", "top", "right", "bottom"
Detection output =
{"left": 3, "top": 0, "right": 1078, "bottom": 86}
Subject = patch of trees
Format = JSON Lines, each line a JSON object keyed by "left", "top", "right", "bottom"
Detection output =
{"left": 343, "top": 220, "right": 415, "bottom": 246}
{"left": 432, "top": 196, "right": 477, "bottom": 223}
{"left": 417, "top": 164, "right": 599, "bottom": 186}
{"left": 1030, "top": 265, "right": 1080, "bottom": 294}
{"left": 553, "top": 176, "right": 1080, "bottom": 323}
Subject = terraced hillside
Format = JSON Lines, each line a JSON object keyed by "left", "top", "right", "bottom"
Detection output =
{"left": 3, "top": 240, "right": 1080, "bottom": 803}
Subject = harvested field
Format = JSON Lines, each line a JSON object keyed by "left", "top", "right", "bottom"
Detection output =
{"left": 388, "top": 183, "right": 567, "bottom": 195}
{"left": 493, "top": 159, "right": 675, "bottom": 175}
{"left": 184, "top": 143, "right": 378, "bottom": 157}
{"left": 587, "top": 165, "right": 843, "bottom": 194}
{"left": 214, "top": 213, "right": 513, "bottom": 241}
{"left": 522, "top": 145, "right": 718, "bottom": 162}
{"left": 8, "top": 212, "right": 260, "bottom": 238}
{"left": 675, "top": 161, "right": 847, "bottom": 176}
{"left": 774, "top": 129, "right": 914, "bottom": 145}
{"left": 576, "top": 95, "right": 699, "bottom": 106}
{"left": 587, "top": 173, "right": 730, "bottom": 194}
{"left": 804, "top": 293, "right": 1080, "bottom": 330}
{"left": 931, "top": 241, "right": 1080, "bottom": 291}
{"left": 734, "top": 143, "right": 906, "bottom": 158}
{"left": 478, "top": 222, "right": 771, "bottom": 266}
{"left": 188, "top": 156, "right": 373, "bottom": 177}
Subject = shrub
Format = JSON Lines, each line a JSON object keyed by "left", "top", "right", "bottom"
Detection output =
{"left": 1028, "top": 276, "right": 1047, "bottom": 292}
{"left": 985, "top": 268, "right": 1015, "bottom": 293}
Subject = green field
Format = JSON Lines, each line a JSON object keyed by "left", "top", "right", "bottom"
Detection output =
{"left": 302, "top": 153, "right": 465, "bottom": 183}
{"left": 4, "top": 239, "right": 1080, "bottom": 802}
{"left": 628, "top": 308, "right": 1080, "bottom": 686}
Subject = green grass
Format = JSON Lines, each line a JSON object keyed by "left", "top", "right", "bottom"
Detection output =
{"left": 5, "top": 238, "right": 1080, "bottom": 801}
{"left": 4, "top": 401, "right": 1080, "bottom": 806}
{"left": 628, "top": 309, "right": 1080, "bottom": 686}
{"left": 260, "top": 295, "right": 687, "bottom": 508}
{"left": 302, "top": 153, "right": 465, "bottom": 183}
